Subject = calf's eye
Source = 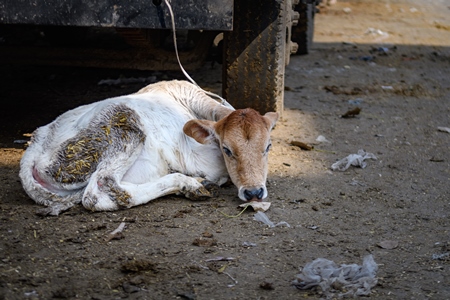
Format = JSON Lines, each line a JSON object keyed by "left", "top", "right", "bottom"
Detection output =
{"left": 223, "top": 146, "right": 232, "bottom": 157}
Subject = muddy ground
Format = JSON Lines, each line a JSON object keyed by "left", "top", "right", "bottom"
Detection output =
{"left": 0, "top": 0, "right": 449, "bottom": 299}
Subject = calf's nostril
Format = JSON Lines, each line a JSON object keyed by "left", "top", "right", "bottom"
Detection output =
{"left": 243, "top": 188, "right": 265, "bottom": 201}
{"left": 243, "top": 189, "right": 253, "bottom": 201}
{"left": 256, "top": 187, "right": 264, "bottom": 199}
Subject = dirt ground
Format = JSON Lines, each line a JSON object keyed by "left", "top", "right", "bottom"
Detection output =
{"left": 1, "top": 0, "right": 449, "bottom": 299}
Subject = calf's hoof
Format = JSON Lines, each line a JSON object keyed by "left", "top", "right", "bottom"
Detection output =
{"left": 184, "top": 179, "right": 219, "bottom": 200}
{"left": 200, "top": 180, "right": 220, "bottom": 197}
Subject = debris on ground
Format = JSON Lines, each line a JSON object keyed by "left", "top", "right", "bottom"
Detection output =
{"left": 253, "top": 211, "right": 290, "bottom": 228}
{"left": 341, "top": 107, "right": 361, "bottom": 118}
{"left": 121, "top": 259, "right": 157, "bottom": 273}
{"left": 292, "top": 255, "right": 378, "bottom": 298}
{"left": 365, "top": 27, "right": 389, "bottom": 38}
{"left": 306, "top": 225, "right": 319, "bottom": 230}
{"left": 437, "top": 126, "right": 450, "bottom": 133}
{"left": 223, "top": 272, "right": 238, "bottom": 288}
{"left": 429, "top": 156, "right": 444, "bottom": 162}
{"left": 316, "top": 135, "right": 330, "bottom": 143}
{"left": 259, "top": 280, "right": 275, "bottom": 290}
{"left": 432, "top": 252, "right": 449, "bottom": 260}
{"left": 290, "top": 140, "right": 314, "bottom": 151}
{"left": 349, "top": 55, "right": 374, "bottom": 62}
{"left": 105, "top": 222, "right": 126, "bottom": 242}
{"left": 192, "top": 238, "right": 218, "bottom": 247}
{"left": 342, "top": 7, "right": 352, "bottom": 14}
{"left": 239, "top": 201, "right": 271, "bottom": 212}
{"left": 348, "top": 98, "right": 363, "bottom": 105}
{"left": 331, "top": 149, "right": 377, "bottom": 171}
{"left": 377, "top": 240, "right": 399, "bottom": 249}
{"left": 372, "top": 47, "right": 390, "bottom": 55}
{"left": 205, "top": 257, "right": 235, "bottom": 262}
{"left": 242, "top": 242, "right": 257, "bottom": 247}
{"left": 324, "top": 85, "right": 364, "bottom": 95}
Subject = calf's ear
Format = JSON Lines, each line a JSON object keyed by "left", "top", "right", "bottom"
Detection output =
{"left": 183, "top": 120, "right": 217, "bottom": 144}
{"left": 263, "top": 112, "right": 279, "bottom": 131}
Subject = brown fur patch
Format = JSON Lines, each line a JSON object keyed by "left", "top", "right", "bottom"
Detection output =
{"left": 48, "top": 105, "right": 145, "bottom": 184}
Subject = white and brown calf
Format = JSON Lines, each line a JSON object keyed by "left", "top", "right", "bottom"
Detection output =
{"left": 19, "top": 80, "right": 278, "bottom": 215}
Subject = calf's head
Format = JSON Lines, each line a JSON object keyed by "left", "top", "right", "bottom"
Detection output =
{"left": 184, "top": 108, "right": 278, "bottom": 201}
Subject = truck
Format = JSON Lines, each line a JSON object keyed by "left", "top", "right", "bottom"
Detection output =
{"left": 0, "top": 0, "right": 320, "bottom": 114}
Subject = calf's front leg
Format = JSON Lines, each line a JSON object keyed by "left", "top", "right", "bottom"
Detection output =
{"left": 82, "top": 172, "right": 217, "bottom": 211}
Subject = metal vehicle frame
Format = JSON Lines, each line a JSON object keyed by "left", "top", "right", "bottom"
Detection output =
{"left": 0, "top": 0, "right": 320, "bottom": 113}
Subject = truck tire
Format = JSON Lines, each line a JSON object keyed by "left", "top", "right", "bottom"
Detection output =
{"left": 292, "top": 2, "right": 315, "bottom": 55}
{"left": 222, "top": 0, "right": 291, "bottom": 114}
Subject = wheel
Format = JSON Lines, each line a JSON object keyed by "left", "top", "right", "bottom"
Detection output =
{"left": 292, "top": 1, "right": 315, "bottom": 55}
{"left": 222, "top": 0, "right": 291, "bottom": 114}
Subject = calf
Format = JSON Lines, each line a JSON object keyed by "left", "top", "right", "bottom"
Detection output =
{"left": 19, "top": 80, "right": 278, "bottom": 215}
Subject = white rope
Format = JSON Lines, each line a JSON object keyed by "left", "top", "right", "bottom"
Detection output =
{"left": 163, "top": 0, "right": 234, "bottom": 109}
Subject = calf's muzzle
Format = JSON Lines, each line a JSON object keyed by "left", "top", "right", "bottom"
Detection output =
{"left": 243, "top": 187, "right": 265, "bottom": 201}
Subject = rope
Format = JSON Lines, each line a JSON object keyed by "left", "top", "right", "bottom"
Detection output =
{"left": 163, "top": 0, "right": 234, "bottom": 109}
{"left": 218, "top": 205, "right": 249, "bottom": 218}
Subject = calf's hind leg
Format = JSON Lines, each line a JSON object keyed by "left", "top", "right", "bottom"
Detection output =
{"left": 78, "top": 104, "right": 217, "bottom": 211}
